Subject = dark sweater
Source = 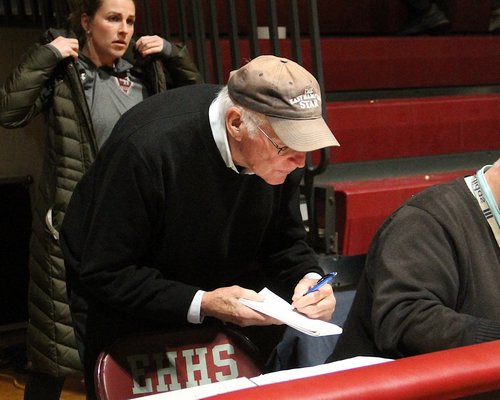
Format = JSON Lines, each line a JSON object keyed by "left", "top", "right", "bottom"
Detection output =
{"left": 60, "top": 84, "right": 322, "bottom": 372}
{"left": 330, "top": 177, "right": 500, "bottom": 361}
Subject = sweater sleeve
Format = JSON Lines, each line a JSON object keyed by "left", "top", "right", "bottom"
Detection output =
{"left": 0, "top": 43, "right": 60, "bottom": 128}
{"left": 369, "top": 205, "right": 500, "bottom": 358}
{"left": 60, "top": 139, "right": 199, "bottom": 324}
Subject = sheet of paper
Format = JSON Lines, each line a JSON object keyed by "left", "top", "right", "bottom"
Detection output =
{"left": 251, "top": 356, "right": 394, "bottom": 386}
{"left": 239, "top": 287, "right": 343, "bottom": 336}
{"left": 141, "top": 377, "right": 256, "bottom": 400}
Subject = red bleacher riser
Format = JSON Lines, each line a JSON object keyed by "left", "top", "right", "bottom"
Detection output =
{"left": 323, "top": 94, "right": 500, "bottom": 164}
{"left": 320, "top": 36, "right": 500, "bottom": 91}
{"left": 321, "top": 170, "right": 474, "bottom": 256}
{"left": 183, "top": 36, "right": 500, "bottom": 92}
{"left": 317, "top": 93, "right": 499, "bottom": 256}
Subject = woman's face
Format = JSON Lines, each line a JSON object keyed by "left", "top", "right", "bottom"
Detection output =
{"left": 82, "top": 0, "right": 135, "bottom": 66}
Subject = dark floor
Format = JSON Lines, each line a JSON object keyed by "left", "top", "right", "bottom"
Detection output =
{"left": 0, "top": 327, "right": 85, "bottom": 400}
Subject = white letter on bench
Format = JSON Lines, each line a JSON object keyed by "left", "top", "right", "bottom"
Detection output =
{"left": 155, "top": 351, "right": 182, "bottom": 391}
{"left": 127, "top": 354, "right": 153, "bottom": 394}
{"left": 213, "top": 344, "right": 238, "bottom": 381}
{"left": 183, "top": 347, "right": 212, "bottom": 387}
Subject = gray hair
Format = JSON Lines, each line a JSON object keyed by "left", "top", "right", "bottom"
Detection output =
{"left": 215, "top": 86, "right": 267, "bottom": 135}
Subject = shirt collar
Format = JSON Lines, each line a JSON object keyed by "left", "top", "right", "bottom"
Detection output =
{"left": 78, "top": 53, "right": 132, "bottom": 78}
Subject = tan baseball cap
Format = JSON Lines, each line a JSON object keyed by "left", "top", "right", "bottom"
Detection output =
{"left": 227, "top": 55, "right": 339, "bottom": 152}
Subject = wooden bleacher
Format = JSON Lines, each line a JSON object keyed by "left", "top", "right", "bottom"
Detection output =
{"left": 317, "top": 89, "right": 500, "bottom": 260}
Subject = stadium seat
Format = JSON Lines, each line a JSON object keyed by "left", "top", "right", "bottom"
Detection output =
{"left": 94, "top": 324, "right": 263, "bottom": 400}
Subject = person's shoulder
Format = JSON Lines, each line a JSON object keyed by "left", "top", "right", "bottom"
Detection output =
{"left": 129, "top": 83, "right": 222, "bottom": 113}
{"left": 382, "top": 177, "right": 473, "bottom": 233}
{"left": 162, "top": 83, "right": 222, "bottom": 97}
{"left": 408, "top": 177, "right": 467, "bottom": 208}
{"left": 39, "top": 28, "right": 76, "bottom": 44}
{"left": 377, "top": 178, "right": 466, "bottom": 231}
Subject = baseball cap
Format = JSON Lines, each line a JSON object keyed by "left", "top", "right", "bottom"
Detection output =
{"left": 227, "top": 55, "right": 339, "bottom": 152}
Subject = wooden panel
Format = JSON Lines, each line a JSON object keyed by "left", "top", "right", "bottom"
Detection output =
{"left": 324, "top": 94, "right": 500, "bottom": 163}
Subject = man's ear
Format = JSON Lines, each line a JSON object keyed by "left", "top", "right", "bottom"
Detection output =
{"left": 226, "top": 107, "right": 244, "bottom": 141}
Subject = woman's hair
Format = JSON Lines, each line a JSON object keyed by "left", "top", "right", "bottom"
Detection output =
{"left": 67, "top": 0, "right": 136, "bottom": 39}
{"left": 215, "top": 86, "right": 267, "bottom": 134}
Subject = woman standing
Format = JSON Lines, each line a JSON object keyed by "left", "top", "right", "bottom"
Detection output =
{"left": 0, "top": 0, "right": 202, "bottom": 398}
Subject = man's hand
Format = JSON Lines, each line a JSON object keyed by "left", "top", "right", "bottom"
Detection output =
{"left": 202, "top": 286, "right": 282, "bottom": 327}
{"left": 49, "top": 36, "right": 79, "bottom": 60}
{"left": 291, "top": 276, "right": 336, "bottom": 321}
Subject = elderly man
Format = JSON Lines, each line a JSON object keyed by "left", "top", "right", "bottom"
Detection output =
{"left": 60, "top": 55, "right": 340, "bottom": 397}
{"left": 329, "top": 159, "right": 500, "bottom": 362}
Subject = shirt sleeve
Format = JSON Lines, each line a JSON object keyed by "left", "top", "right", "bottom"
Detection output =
{"left": 188, "top": 290, "right": 205, "bottom": 324}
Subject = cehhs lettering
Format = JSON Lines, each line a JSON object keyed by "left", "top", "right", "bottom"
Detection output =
{"left": 127, "top": 343, "right": 239, "bottom": 394}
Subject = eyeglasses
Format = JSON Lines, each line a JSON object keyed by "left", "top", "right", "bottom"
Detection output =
{"left": 256, "top": 126, "right": 289, "bottom": 156}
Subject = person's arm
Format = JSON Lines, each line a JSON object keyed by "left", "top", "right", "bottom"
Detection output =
{"left": 162, "top": 42, "right": 203, "bottom": 86}
{"left": 60, "top": 139, "right": 279, "bottom": 328}
{"left": 60, "top": 140, "right": 198, "bottom": 322}
{"left": 0, "top": 36, "right": 77, "bottom": 128}
{"left": 369, "top": 206, "right": 500, "bottom": 358}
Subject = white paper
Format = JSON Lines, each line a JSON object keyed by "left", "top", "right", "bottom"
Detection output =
{"left": 251, "top": 356, "right": 394, "bottom": 386}
{"left": 239, "top": 287, "right": 343, "bottom": 336}
{"left": 140, "top": 377, "right": 256, "bottom": 400}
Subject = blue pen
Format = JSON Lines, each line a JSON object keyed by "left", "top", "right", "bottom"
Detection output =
{"left": 303, "top": 272, "right": 338, "bottom": 296}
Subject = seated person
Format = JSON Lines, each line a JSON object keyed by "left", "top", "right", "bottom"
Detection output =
{"left": 60, "top": 55, "right": 340, "bottom": 398}
{"left": 329, "top": 159, "right": 500, "bottom": 361}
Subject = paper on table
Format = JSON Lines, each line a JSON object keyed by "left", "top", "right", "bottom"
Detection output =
{"left": 239, "top": 287, "right": 342, "bottom": 336}
{"left": 251, "top": 356, "right": 393, "bottom": 386}
{"left": 141, "top": 377, "right": 256, "bottom": 400}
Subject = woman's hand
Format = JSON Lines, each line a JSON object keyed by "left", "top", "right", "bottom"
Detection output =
{"left": 135, "top": 35, "right": 165, "bottom": 58}
{"left": 50, "top": 36, "right": 79, "bottom": 60}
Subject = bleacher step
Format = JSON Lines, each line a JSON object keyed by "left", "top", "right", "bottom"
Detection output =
{"left": 313, "top": 151, "right": 500, "bottom": 256}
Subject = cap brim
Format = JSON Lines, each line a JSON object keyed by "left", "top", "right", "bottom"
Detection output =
{"left": 267, "top": 116, "right": 340, "bottom": 152}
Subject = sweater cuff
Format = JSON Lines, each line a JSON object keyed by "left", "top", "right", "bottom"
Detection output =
{"left": 475, "top": 318, "right": 500, "bottom": 343}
